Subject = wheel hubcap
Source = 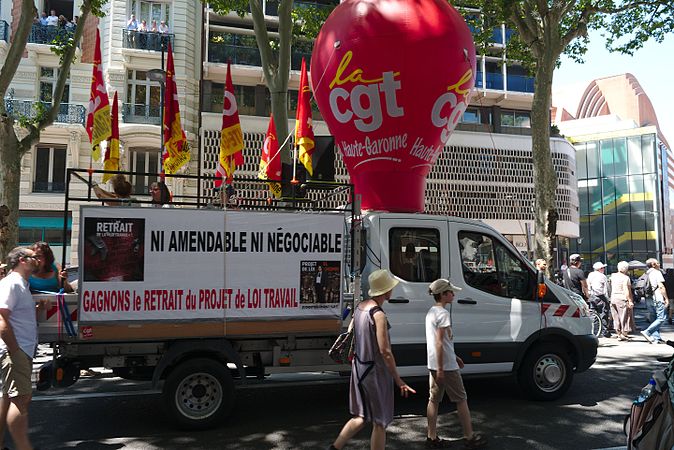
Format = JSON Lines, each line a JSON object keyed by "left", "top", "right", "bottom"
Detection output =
{"left": 175, "top": 372, "right": 223, "bottom": 420}
{"left": 533, "top": 354, "right": 565, "bottom": 392}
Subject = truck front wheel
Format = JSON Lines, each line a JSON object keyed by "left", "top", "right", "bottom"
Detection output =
{"left": 163, "top": 358, "right": 234, "bottom": 429}
{"left": 517, "top": 344, "right": 573, "bottom": 401}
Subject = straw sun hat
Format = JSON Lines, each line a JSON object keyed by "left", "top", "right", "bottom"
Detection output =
{"left": 368, "top": 269, "right": 399, "bottom": 297}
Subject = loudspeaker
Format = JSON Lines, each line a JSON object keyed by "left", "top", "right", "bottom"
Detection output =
{"left": 310, "top": 136, "right": 335, "bottom": 181}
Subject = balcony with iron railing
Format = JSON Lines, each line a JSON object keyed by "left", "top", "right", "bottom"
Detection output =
{"left": 4, "top": 100, "right": 85, "bottom": 125}
{"left": 0, "top": 20, "right": 8, "bottom": 42}
{"left": 121, "top": 29, "right": 174, "bottom": 51}
{"left": 208, "top": 40, "right": 312, "bottom": 71}
{"left": 28, "top": 24, "right": 73, "bottom": 45}
{"left": 122, "top": 103, "right": 161, "bottom": 125}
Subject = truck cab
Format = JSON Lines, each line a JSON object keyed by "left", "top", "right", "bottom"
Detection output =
{"left": 360, "top": 212, "right": 597, "bottom": 400}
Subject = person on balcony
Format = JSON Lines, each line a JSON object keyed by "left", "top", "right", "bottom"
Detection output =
{"left": 150, "top": 20, "right": 158, "bottom": 32}
{"left": 127, "top": 14, "right": 138, "bottom": 47}
{"left": 39, "top": 11, "right": 48, "bottom": 26}
{"left": 159, "top": 20, "right": 169, "bottom": 33}
{"left": 137, "top": 20, "right": 148, "bottom": 48}
{"left": 46, "top": 10, "right": 58, "bottom": 27}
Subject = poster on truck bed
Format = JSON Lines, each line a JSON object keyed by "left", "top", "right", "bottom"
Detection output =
{"left": 78, "top": 207, "right": 344, "bottom": 323}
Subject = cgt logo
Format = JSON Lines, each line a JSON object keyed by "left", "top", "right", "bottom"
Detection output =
{"left": 431, "top": 70, "right": 473, "bottom": 144}
{"left": 328, "top": 51, "right": 404, "bottom": 133}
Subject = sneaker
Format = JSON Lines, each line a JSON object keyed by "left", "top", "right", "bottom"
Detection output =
{"left": 641, "top": 330, "right": 655, "bottom": 343}
{"left": 426, "top": 437, "right": 452, "bottom": 448}
{"left": 464, "top": 433, "right": 487, "bottom": 449}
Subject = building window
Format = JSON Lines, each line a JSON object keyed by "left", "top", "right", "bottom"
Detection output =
{"left": 129, "top": 148, "right": 161, "bottom": 195}
{"left": 501, "top": 109, "right": 530, "bottom": 128}
{"left": 39, "top": 67, "right": 70, "bottom": 104}
{"left": 206, "top": 84, "right": 256, "bottom": 115}
{"left": 33, "top": 145, "right": 66, "bottom": 193}
{"left": 129, "top": 0, "right": 171, "bottom": 27}
{"left": 461, "top": 107, "right": 481, "bottom": 124}
{"left": 126, "top": 70, "right": 161, "bottom": 118}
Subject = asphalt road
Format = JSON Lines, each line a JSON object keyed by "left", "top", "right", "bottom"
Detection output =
{"left": 18, "top": 304, "right": 674, "bottom": 450}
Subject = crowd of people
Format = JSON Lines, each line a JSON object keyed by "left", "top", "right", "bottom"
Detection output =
{"left": 553, "top": 254, "right": 671, "bottom": 344}
{"left": 126, "top": 14, "right": 171, "bottom": 49}
{"left": 33, "top": 10, "right": 78, "bottom": 32}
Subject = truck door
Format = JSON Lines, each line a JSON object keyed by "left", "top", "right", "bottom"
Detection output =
{"left": 448, "top": 223, "right": 540, "bottom": 371}
{"left": 379, "top": 218, "right": 448, "bottom": 365}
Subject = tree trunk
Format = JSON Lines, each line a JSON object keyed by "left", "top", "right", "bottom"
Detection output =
{"left": 270, "top": 90, "right": 290, "bottom": 159}
{"left": 531, "top": 56, "right": 559, "bottom": 265}
{"left": 0, "top": 115, "right": 22, "bottom": 258}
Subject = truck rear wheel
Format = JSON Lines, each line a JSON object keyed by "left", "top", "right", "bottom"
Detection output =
{"left": 163, "top": 358, "right": 234, "bottom": 430}
{"left": 517, "top": 344, "right": 573, "bottom": 401}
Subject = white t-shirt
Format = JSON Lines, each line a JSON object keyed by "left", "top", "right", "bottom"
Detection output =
{"left": 0, "top": 272, "right": 37, "bottom": 358}
{"left": 46, "top": 15, "right": 58, "bottom": 26}
{"left": 587, "top": 271, "right": 608, "bottom": 297}
{"left": 648, "top": 268, "right": 666, "bottom": 300}
{"left": 425, "top": 305, "right": 459, "bottom": 371}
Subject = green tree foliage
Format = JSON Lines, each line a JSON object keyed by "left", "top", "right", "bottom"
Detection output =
{"left": 460, "top": 0, "right": 673, "bottom": 264}
{"left": 0, "top": 0, "right": 107, "bottom": 258}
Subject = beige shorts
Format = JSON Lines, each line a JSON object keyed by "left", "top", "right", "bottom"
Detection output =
{"left": 429, "top": 369, "right": 467, "bottom": 403}
{"left": 1, "top": 351, "right": 33, "bottom": 398}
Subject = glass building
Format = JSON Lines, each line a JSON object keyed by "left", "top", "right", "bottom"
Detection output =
{"left": 569, "top": 128, "right": 665, "bottom": 267}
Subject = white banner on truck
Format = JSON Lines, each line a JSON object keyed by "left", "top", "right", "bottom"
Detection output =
{"left": 78, "top": 207, "right": 345, "bottom": 323}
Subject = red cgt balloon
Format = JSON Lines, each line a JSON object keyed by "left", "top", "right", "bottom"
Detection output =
{"left": 311, "top": 0, "right": 476, "bottom": 213}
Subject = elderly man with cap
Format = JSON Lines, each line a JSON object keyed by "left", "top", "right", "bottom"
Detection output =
{"left": 587, "top": 261, "right": 611, "bottom": 337}
{"left": 424, "top": 278, "right": 486, "bottom": 449}
{"left": 562, "top": 254, "right": 588, "bottom": 300}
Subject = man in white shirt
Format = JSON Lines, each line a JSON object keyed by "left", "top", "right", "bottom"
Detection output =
{"left": 46, "top": 10, "right": 58, "bottom": 27}
{"left": 641, "top": 258, "right": 670, "bottom": 344}
{"left": 0, "top": 247, "right": 40, "bottom": 450}
{"left": 587, "top": 261, "right": 611, "bottom": 337}
{"left": 158, "top": 20, "right": 169, "bottom": 33}
{"left": 425, "top": 279, "right": 486, "bottom": 449}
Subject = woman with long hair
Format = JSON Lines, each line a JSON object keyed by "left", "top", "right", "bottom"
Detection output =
{"left": 29, "top": 241, "right": 73, "bottom": 293}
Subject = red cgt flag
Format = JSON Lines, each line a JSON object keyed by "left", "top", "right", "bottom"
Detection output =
{"left": 216, "top": 61, "right": 244, "bottom": 189}
{"left": 85, "top": 29, "right": 111, "bottom": 162}
{"left": 295, "top": 57, "right": 315, "bottom": 175}
{"left": 162, "top": 42, "right": 190, "bottom": 175}
{"left": 258, "top": 114, "right": 282, "bottom": 198}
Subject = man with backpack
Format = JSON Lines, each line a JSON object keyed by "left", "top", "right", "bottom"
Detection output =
{"left": 641, "top": 258, "right": 670, "bottom": 344}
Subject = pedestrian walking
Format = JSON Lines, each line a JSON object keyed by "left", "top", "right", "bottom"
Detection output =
{"left": 587, "top": 261, "right": 611, "bottom": 337}
{"left": 425, "top": 278, "right": 487, "bottom": 449}
{"left": 329, "top": 269, "right": 416, "bottom": 450}
{"left": 0, "top": 247, "right": 43, "bottom": 450}
{"left": 610, "top": 261, "right": 634, "bottom": 341}
{"left": 641, "top": 258, "right": 670, "bottom": 344}
{"left": 562, "top": 254, "right": 589, "bottom": 300}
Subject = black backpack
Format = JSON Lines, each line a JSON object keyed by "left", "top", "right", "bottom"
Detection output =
{"left": 634, "top": 273, "right": 653, "bottom": 299}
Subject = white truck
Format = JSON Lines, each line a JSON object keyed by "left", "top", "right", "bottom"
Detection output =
{"left": 36, "top": 175, "right": 597, "bottom": 429}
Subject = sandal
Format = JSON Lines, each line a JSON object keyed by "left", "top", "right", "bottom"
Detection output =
{"left": 464, "top": 433, "right": 487, "bottom": 449}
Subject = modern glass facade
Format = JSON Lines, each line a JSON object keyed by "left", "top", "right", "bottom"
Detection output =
{"left": 570, "top": 132, "right": 661, "bottom": 268}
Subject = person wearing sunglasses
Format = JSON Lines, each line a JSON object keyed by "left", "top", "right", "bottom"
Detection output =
{"left": 0, "top": 247, "right": 42, "bottom": 449}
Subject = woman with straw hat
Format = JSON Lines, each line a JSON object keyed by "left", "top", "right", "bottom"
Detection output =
{"left": 329, "top": 269, "right": 416, "bottom": 450}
